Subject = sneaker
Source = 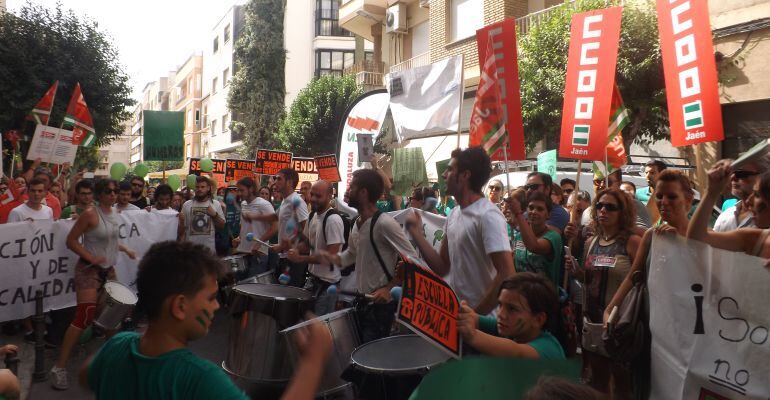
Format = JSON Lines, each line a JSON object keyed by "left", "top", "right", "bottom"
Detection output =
{"left": 50, "top": 366, "right": 69, "bottom": 390}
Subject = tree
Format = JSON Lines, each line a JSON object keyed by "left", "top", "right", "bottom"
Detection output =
{"left": 276, "top": 75, "right": 362, "bottom": 156}
{"left": 228, "top": 0, "right": 286, "bottom": 157}
{"left": 518, "top": 0, "right": 666, "bottom": 153}
{"left": 0, "top": 3, "right": 135, "bottom": 170}
{"left": 144, "top": 160, "right": 184, "bottom": 173}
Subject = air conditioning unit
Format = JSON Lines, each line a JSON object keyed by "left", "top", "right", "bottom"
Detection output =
{"left": 385, "top": 3, "right": 407, "bottom": 34}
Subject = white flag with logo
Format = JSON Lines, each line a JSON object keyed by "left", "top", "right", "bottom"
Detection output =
{"left": 385, "top": 55, "right": 463, "bottom": 141}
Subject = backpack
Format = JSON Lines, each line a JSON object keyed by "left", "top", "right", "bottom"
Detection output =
{"left": 309, "top": 208, "right": 353, "bottom": 251}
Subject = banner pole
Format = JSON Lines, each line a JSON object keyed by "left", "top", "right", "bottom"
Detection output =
{"left": 456, "top": 55, "right": 465, "bottom": 149}
{"left": 162, "top": 161, "right": 166, "bottom": 183}
{"left": 502, "top": 139, "right": 511, "bottom": 191}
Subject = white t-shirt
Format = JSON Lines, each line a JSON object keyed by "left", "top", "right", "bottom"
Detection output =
{"left": 8, "top": 203, "right": 54, "bottom": 222}
{"left": 307, "top": 208, "right": 345, "bottom": 283}
{"left": 117, "top": 203, "right": 140, "bottom": 212}
{"left": 150, "top": 207, "right": 179, "bottom": 216}
{"left": 181, "top": 198, "right": 225, "bottom": 253}
{"left": 237, "top": 197, "right": 276, "bottom": 253}
{"left": 278, "top": 192, "right": 310, "bottom": 255}
{"left": 445, "top": 198, "right": 511, "bottom": 309}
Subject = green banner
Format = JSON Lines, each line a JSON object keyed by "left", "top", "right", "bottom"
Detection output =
{"left": 537, "top": 149, "right": 558, "bottom": 182}
{"left": 392, "top": 148, "right": 428, "bottom": 196}
{"left": 143, "top": 111, "right": 184, "bottom": 161}
{"left": 435, "top": 158, "right": 451, "bottom": 194}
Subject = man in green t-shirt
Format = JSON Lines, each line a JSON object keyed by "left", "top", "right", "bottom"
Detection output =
{"left": 81, "top": 241, "right": 332, "bottom": 400}
{"left": 507, "top": 191, "right": 563, "bottom": 287}
{"left": 60, "top": 179, "right": 94, "bottom": 219}
{"left": 458, "top": 273, "right": 565, "bottom": 360}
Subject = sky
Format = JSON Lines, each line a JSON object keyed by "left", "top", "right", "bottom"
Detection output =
{"left": 6, "top": 0, "right": 246, "bottom": 102}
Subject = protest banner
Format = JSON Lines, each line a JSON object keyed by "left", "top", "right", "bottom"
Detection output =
{"left": 537, "top": 150, "right": 558, "bottom": 182}
{"left": 0, "top": 212, "right": 178, "bottom": 322}
{"left": 656, "top": 0, "right": 723, "bottom": 146}
{"left": 435, "top": 159, "right": 451, "bottom": 194}
{"left": 189, "top": 158, "right": 226, "bottom": 188}
{"left": 559, "top": 6, "right": 623, "bottom": 160}
{"left": 649, "top": 235, "right": 770, "bottom": 399}
{"left": 143, "top": 111, "right": 184, "bottom": 161}
{"left": 292, "top": 156, "right": 318, "bottom": 183}
{"left": 314, "top": 154, "right": 341, "bottom": 183}
{"left": 397, "top": 262, "right": 461, "bottom": 358}
{"left": 255, "top": 149, "right": 293, "bottom": 176}
{"left": 225, "top": 159, "right": 257, "bottom": 185}
{"left": 26, "top": 124, "right": 78, "bottom": 165}
{"left": 356, "top": 133, "right": 374, "bottom": 165}
{"left": 391, "top": 148, "right": 428, "bottom": 196}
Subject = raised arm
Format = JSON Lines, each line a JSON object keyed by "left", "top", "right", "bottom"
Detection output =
{"left": 405, "top": 211, "right": 449, "bottom": 276}
{"left": 507, "top": 198, "right": 553, "bottom": 256}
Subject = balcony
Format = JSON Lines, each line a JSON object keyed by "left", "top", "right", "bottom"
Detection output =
{"left": 339, "top": 0, "right": 386, "bottom": 41}
{"left": 344, "top": 59, "right": 384, "bottom": 90}
{"left": 515, "top": 1, "right": 576, "bottom": 36}
{"left": 389, "top": 51, "right": 430, "bottom": 74}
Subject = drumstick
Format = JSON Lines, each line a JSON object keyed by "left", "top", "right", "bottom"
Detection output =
{"left": 326, "top": 285, "right": 374, "bottom": 300}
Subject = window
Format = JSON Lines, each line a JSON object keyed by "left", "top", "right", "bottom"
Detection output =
{"left": 195, "top": 109, "right": 201, "bottom": 129}
{"left": 223, "top": 68, "right": 230, "bottom": 86}
{"left": 411, "top": 21, "right": 429, "bottom": 57}
{"left": 212, "top": 77, "right": 218, "bottom": 94}
{"left": 213, "top": 37, "right": 219, "bottom": 53}
{"left": 315, "top": 49, "right": 355, "bottom": 77}
{"left": 186, "top": 143, "right": 192, "bottom": 158}
{"left": 450, "top": 0, "right": 483, "bottom": 42}
{"left": 211, "top": 119, "right": 217, "bottom": 136}
{"left": 222, "top": 114, "right": 229, "bottom": 132}
{"left": 224, "top": 24, "right": 231, "bottom": 43}
{"left": 187, "top": 109, "right": 193, "bottom": 130}
{"left": 315, "top": 0, "right": 351, "bottom": 37}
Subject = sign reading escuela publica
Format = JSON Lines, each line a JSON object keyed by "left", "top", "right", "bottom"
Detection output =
{"left": 255, "top": 149, "right": 293, "bottom": 176}
{"left": 225, "top": 159, "right": 257, "bottom": 185}
{"left": 143, "top": 111, "right": 184, "bottom": 161}
{"left": 314, "top": 154, "right": 341, "bottom": 183}
{"left": 397, "top": 262, "right": 461, "bottom": 358}
{"left": 558, "top": 7, "right": 623, "bottom": 161}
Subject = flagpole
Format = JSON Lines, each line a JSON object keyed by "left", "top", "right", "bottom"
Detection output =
{"left": 456, "top": 54, "right": 465, "bottom": 149}
{"left": 502, "top": 139, "right": 511, "bottom": 191}
{"left": 604, "top": 145, "right": 609, "bottom": 187}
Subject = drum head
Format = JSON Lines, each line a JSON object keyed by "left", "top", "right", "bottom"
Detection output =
{"left": 104, "top": 281, "right": 138, "bottom": 305}
{"left": 280, "top": 308, "right": 354, "bottom": 333}
{"left": 233, "top": 283, "right": 312, "bottom": 301}
{"left": 351, "top": 335, "right": 451, "bottom": 373}
{"left": 224, "top": 255, "right": 246, "bottom": 262}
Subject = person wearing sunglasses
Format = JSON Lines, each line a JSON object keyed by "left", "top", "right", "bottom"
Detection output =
{"left": 526, "top": 172, "right": 570, "bottom": 233}
{"left": 712, "top": 158, "right": 767, "bottom": 232}
{"left": 52, "top": 179, "right": 137, "bottom": 390}
{"left": 581, "top": 170, "right": 650, "bottom": 233}
{"left": 487, "top": 179, "right": 505, "bottom": 205}
{"left": 564, "top": 188, "right": 641, "bottom": 397}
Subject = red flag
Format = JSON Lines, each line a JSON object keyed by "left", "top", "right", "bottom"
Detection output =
{"left": 63, "top": 83, "right": 96, "bottom": 146}
{"left": 469, "top": 32, "right": 509, "bottom": 158}
{"left": 26, "top": 81, "right": 59, "bottom": 126}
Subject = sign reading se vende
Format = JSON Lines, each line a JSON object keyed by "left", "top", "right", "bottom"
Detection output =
{"left": 189, "top": 158, "right": 226, "bottom": 188}
{"left": 292, "top": 157, "right": 318, "bottom": 183}
{"left": 255, "top": 149, "right": 293, "bottom": 175}
{"left": 225, "top": 159, "right": 257, "bottom": 185}
{"left": 314, "top": 154, "right": 341, "bottom": 183}
{"left": 397, "top": 260, "right": 461, "bottom": 358}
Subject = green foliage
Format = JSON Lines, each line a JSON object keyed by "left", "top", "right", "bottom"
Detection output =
{"left": 0, "top": 2, "right": 135, "bottom": 170}
{"left": 276, "top": 75, "right": 362, "bottom": 156}
{"left": 144, "top": 160, "right": 184, "bottom": 173}
{"left": 228, "top": 0, "right": 286, "bottom": 157}
{"left": 518, "top": 0, "right": 665, "bottom": 152}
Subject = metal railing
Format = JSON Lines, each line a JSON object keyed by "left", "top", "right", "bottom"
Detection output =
{"left": 355, "top": 71, "right": 384, "bottom": 88}
{"left": 515, "top": 1, "right": 577, "bottom": 36}
{"left": 343, "top": 59, "right": 385, "bottom": 76}
{"left": 389, "top": 51, "right": 430, "bottom": 74}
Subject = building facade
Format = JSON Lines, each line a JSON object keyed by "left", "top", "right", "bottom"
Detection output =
{"left": 168, "top": 54, "right": 205, "bottom": 161}
{"left": 129, "top": 78, "right": 171, "bottom": 167}
{"left": 96, "top": 121, "right": 131, "bottom": 177}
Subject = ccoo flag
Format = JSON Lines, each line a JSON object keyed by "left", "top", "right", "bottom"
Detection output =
{"left": 592, "top": 85, "right": 630, "bottom": 178}
{"left": 26, "top": 81, "right": 59, "bottom": 126}
{"left": 469, "top": 31, "right": 508, "bottom": 158}
{"left": 63, "top": 83, "right": 96, "bottom": 147}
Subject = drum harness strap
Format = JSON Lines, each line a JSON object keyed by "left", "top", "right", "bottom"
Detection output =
{"left": 370, "top": 211, "right": 393, "bottom": 282}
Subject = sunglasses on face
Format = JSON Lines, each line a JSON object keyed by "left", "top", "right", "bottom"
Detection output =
{"left": 488, "top": 186, "right": 502, "bottom": 192}
{"left": 525, "top": 183, "right": 542, "bottom": 191}
{"left": 595, "top": 202, "right": 620, "bottom": 212}
{"left": 563, "top": 188, "right": 574, "bottom": 194}
{"left": 103, "top": 188, "right": 118, "bottom": 195}
{"left": 732, "top": 170, "right": 759, "bottom": 180}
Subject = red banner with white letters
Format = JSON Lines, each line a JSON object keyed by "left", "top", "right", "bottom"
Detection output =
{"left": 559, "top": 7, "right": 623, "bottom": 161}
{"left": 657, "top": 0, "right": 723, "bottom": 146}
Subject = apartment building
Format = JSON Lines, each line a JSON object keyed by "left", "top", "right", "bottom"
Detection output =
{"left": 168, "top": 54, "right": 205, "bottom": 161}
{"left": 96, "top": 121, "right": 131, "bottom": 177}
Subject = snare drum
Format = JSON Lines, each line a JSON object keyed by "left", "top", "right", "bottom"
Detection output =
{"left": 346, "top": 335, "right": 451, "bottom": 400}
{"left": 95, "top": 281, "right": 138, "bottom": 330}
{"left": 223, "top": 283, "right": 314, "bottom": 384}
{"left": 281, "top": 308, "right": 360, "bottom": 396}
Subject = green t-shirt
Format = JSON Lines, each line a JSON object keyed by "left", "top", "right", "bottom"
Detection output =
{"left": 61, "top": 205, "right": 88, "bottom": 219}
{"left": 477, "top": 315, "right": 566, "bottom": 360}
{"left": 512, "top": 230, "right": 563, "bottom": 286}
{"left": 87, "top": 332, "right": 248, "bottom": 400}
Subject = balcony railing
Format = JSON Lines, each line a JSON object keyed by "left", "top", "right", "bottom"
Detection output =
{"left": 389, "top": 52, "right": 430, "bottom": 74}
{"left": 355, "top": 71, "right": 384, "bottom": 89}
{"left": 515, "top": 1, "right": 576, "bottom": 36}
{"left": 343, "top": 59, "right": 385, "bottom": 76}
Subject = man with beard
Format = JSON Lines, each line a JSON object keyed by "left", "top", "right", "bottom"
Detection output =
{"left": 287, "top": 180, "right": 345, "bottom": 315}
{"left": 713, "top": 158, "right": 768, "bottom": 232}
{"left": 129, "top": 176, "right": 149, "bottom": 209}
{"left": 149, "top": 184, "right": 177, "bottom": 214}
{"left": 263, "top": 169, "right": 309, "bottom": 286}
{"left": 233, "top": 177, "right": 276, "bottom": 277}
{"left": 405, "top": 147, "right": 514, "bottom": 314}
{"left": 178, "top": 176, "right": 225, "bottom": 254}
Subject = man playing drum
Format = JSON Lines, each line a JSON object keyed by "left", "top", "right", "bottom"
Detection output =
{"left": 81, "top": 241, "right": 333, "bottom": 400}
{"left": 267, "top": 168, "right": 310, "bottom": 286}
{"left": 232, "top": 176, "right": 276, "bottom": 277}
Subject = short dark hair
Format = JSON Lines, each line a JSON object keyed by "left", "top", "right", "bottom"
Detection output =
{"left": 645, "top": 160, "right": 668, "bottom": 172}
{"left": 351, "top": 169, "right": 384, "bottom": 203}
{"left": 33, "top": 167, "right": 54, "bottom": 183}
{"left": 154, "top": 184, "right": 173, "bottom": 199}
{"left": 94, "top": 179, "right": 118, "bottom": 197}
{"left": 528, "top": 172, "right": 553, "bottom": 195}
{"left": 237, "top": 177, "right": 257, "bottom": 194}
{"left": 136, "top": 241, "right": 225, "bottom": 320}
{"left": 524, "top": 376, "right": 606, "bottom": 400}
{"left": 620, "top": 180, "right": 637, "bottom": 192}
{"left": 499, "top": 272, "right": 558, "bottom": 328}
{"left": 656, "top": 170, "right": 694, "bottom": 200}
{"left": 75, "top": 179, "right": 94, "bottom": 194}
{"left": 130, "top": 176, "right": 145, "bottom": 185}
{"left": 451, "top": 147, "right": 492, "bottom": 193}
{"left": 119, "top": 181, "right": 132, "bottom": 192}
{"left": 550, "top": 183, "right": 562, "bottom": 197}
{"left": 277, "top": 168, "right": 299, "bottom": 190}
{"left": 28, "top": 177, "right": 47, "bottom": 188}
{"left": 526, "top": 190, "right": 553, "bottom": 213}
{"left": 560, "top": 178, "right": 576, "bottom": 187}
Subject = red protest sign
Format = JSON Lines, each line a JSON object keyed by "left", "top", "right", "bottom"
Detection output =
{"left": 314, "top": 154, "right": 341, "bottom": 183}
{"left": 475, "top": 18, "right": 526, "bottom": 161}
{"left": 291, "top": 157, "right": 318, "bottom": 183}
{"left": 225, "top": 159, "right": 257, "bottom": 185}
{"left": 559, "top": 6, "right": 623, "bottom": 161}
{"left": 397, "top": 262, "right": 461, "bottom": 358}
{"left": 189, "top": 158, "right": 226, "bottom": 188}
{"left": 657, "top": 0, "right": 723, "bottom": 146}
{"left": 255, "top": 149, "right": 293, "bottom": 175}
